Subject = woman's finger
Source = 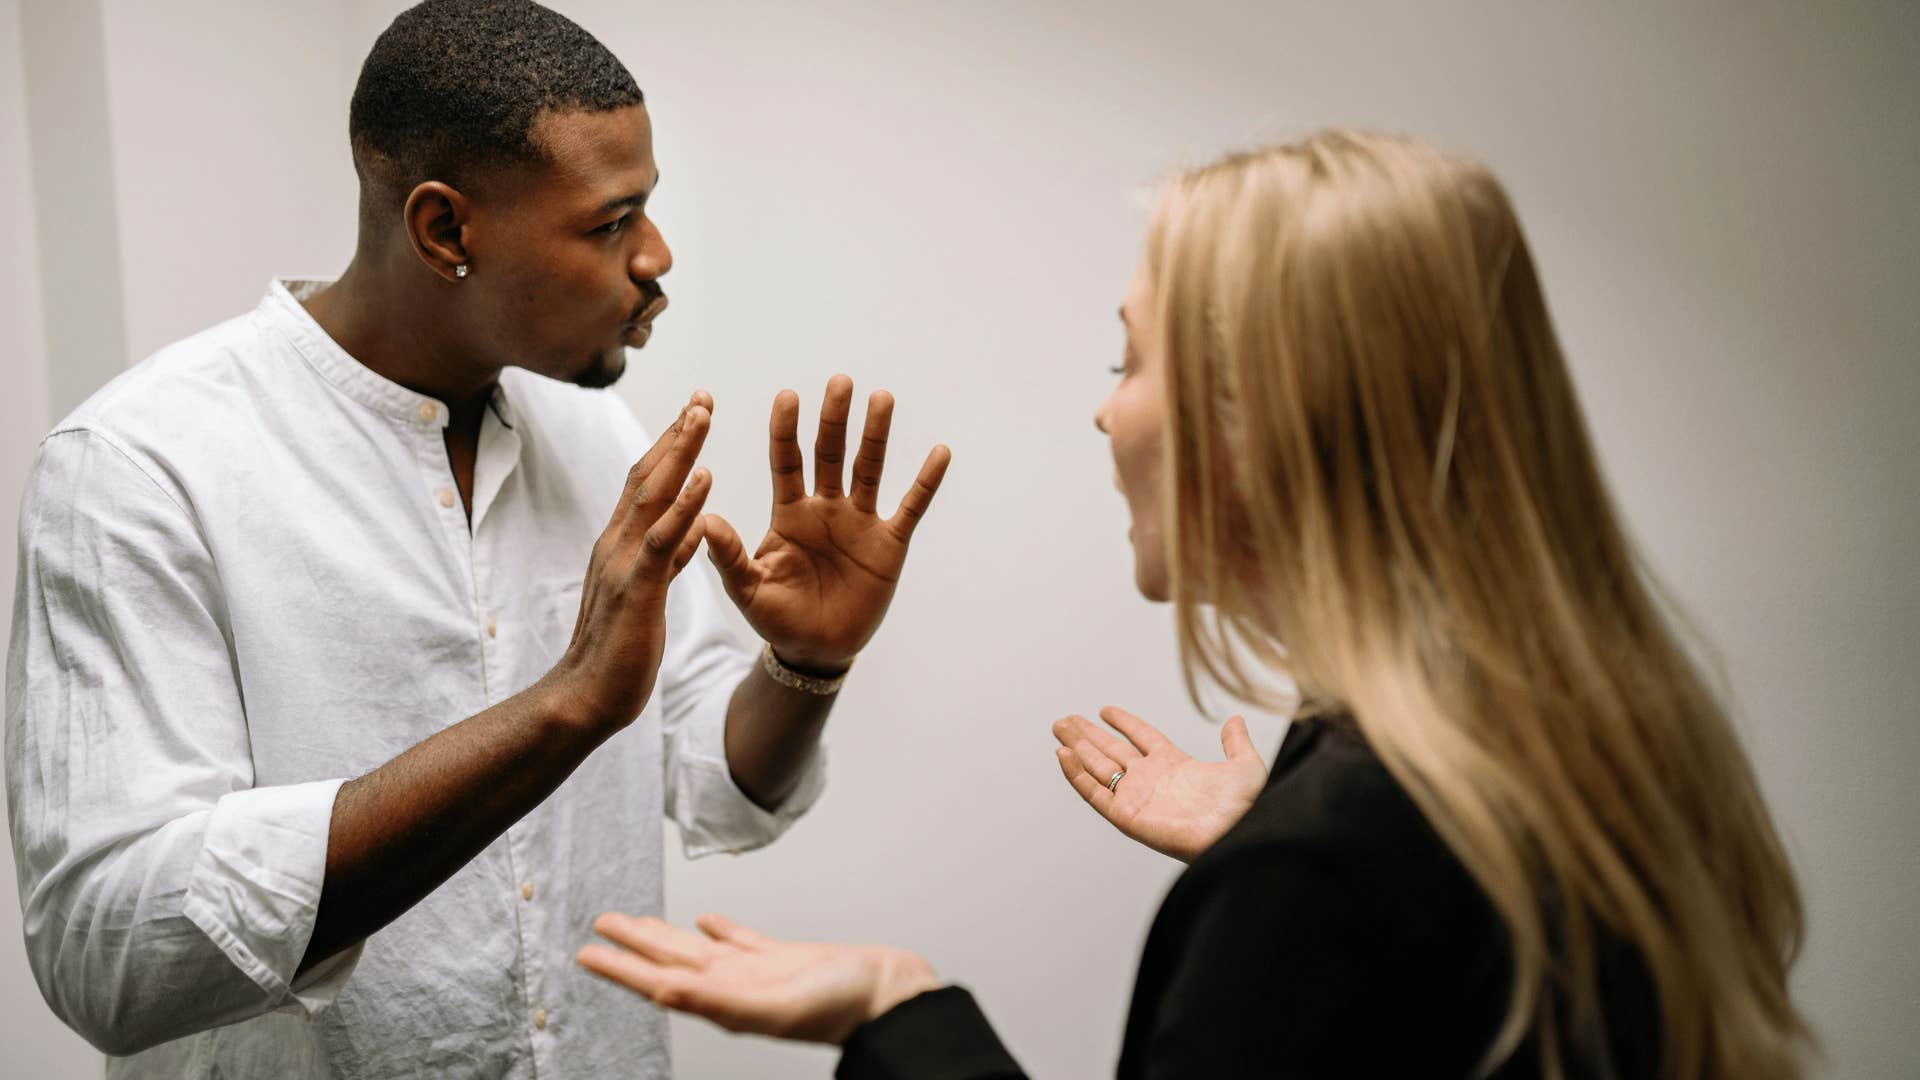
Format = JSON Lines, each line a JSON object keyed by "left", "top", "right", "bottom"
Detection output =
{"left": 576, "top": 946, "right": 720, "bottom": 1020}
{"left": 697, "top": 913, "right": 775, "bottom": 952}
{"left": 577, "top": 942, "right": 673, "bottom": 996}
{"left": 1100, "top": 705, "right": 1173, "bottom": 756}
{"left": 592, "top": 912, "right": 720, "bottom": 969}
{"left": 1056, "top": 746, "right": 1114, "bottom": 814}
{"left": 1220, "top": 715, "right": 1258, "bottom": 762}
{"left": 1053, "top": 714, "right": 1136, "bottom": 764}
{"left": 1071, "top": 738, "right": 1127, "bottom": 793}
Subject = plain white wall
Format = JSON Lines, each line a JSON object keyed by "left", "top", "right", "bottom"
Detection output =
{"left": 3, "top": 2, "right": 1916, "bottom": 1077}
{"left": 2, "top": 1, "right": 106, "bottom": 1076}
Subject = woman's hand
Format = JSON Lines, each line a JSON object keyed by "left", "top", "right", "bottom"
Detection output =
{"left": 1053, "top": 707, "right": 1268, "bottom": 862}
{"left": 576, "top": 912, "right": 941, "bottom": 1046}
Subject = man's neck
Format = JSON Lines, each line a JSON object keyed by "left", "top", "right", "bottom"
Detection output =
{"left": 302, "top": 258, "right": 500, "bottom": 425}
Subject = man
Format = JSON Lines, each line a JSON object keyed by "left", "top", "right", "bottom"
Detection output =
{"left": 4, "top": 1, "right": 949, "bottom": 1075}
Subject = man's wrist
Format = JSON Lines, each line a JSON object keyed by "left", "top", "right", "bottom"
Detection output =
{"left": 530, "top": 671, "right": 623, "bottom": 737}
{"left": 766, "top": 643, "right": 853, "bottom": 683}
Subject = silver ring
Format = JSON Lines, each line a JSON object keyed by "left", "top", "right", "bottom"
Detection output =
{"left": 1106, "top": 769, "right": 1125, "bottom": 793}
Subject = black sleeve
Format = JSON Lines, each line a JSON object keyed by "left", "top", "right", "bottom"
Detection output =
{"left": 837, "top": 986, "right": 1027, "bottom": 1080}
{"left": 1132, "top": 852, "right": 1440, "bottom": 1079}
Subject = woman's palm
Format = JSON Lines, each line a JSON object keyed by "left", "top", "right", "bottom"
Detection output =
{"left": 1054, "top": 708, "right": 1268, "bottom": 862}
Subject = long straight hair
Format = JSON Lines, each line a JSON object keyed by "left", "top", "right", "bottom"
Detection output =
{"left": 1151, "top": 131, "right": 1806, "bottom": 1078}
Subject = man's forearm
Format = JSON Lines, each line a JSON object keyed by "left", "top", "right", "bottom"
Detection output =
{"left": 723, "top": 658, "right": 837, "bottom": 810}
{"left": 297, "top": 677, "right": 607, "bottom": 976}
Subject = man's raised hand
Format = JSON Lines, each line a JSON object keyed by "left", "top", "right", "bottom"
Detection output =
{"left": 550, "top": 392, "right": 715, "bottom": 729}
{"left": 702, "top": 375, "right": 951, "bottom": 674}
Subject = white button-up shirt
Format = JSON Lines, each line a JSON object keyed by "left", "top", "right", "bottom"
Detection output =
{"left": 6, "top": 279, "right": 825, "bottom": 1078}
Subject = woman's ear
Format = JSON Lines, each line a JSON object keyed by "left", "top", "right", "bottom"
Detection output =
{"left": 403, "top": 180, "right": 472, "bottom": 282}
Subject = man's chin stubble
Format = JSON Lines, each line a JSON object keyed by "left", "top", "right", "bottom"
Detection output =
{"left": 571, "top": 351, "right": 627, "bottom": 390}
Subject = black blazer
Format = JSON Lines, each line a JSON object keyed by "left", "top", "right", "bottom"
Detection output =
{"left": 837, "top": 717, "right": 1658, "bottom": 1079}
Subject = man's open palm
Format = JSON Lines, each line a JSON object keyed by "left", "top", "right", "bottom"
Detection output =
{"left": 703, "top": 375, "right": 951, "bottom": 673}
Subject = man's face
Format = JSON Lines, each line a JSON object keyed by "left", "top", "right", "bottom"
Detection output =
{"left": 461, "top": 103, "right": 669, "bottom": 388}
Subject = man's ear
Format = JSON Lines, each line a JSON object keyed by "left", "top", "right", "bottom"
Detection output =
{"left": 403, "top": 181, "right": 472, "bottom": 282}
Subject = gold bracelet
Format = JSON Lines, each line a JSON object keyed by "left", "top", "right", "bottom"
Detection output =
{"left": 760, "top": 642, "right": 851, "bottom": 696}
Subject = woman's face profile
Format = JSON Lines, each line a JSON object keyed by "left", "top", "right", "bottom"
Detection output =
{"left": 1095, "top": 258, "right": 1171, "bottom": 602}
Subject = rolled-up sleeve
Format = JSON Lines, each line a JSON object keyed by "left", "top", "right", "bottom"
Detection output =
{"left": 4, "top": 429, "right": 358, "bottom": 1056}
{"left": 655, "top": 558, "right": 827, "bottom": 859}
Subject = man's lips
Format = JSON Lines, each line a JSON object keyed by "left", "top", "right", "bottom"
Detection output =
{"left": 626, "top": 293, "right": 669, "bottom": 328}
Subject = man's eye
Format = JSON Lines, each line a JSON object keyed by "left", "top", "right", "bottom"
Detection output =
{"left": 597, "top": 215, "right": 630, "bottom": 235}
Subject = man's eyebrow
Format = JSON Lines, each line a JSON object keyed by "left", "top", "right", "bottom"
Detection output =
{"left": 597, "top": 171, "right": 661, "bottom": 216}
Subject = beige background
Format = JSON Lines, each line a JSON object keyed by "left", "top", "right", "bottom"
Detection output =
{"left": 3, "top": 1, "right": 1916, "bottom": 1076}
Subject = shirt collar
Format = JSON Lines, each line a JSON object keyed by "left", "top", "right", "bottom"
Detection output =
{"left": 262, "top": 277, "right": 515, "bottom": 431}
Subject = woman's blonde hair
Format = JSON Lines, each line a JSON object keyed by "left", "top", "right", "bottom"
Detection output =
{"left": 1151, "top": 131, "right": 1807, "bottom": 1078}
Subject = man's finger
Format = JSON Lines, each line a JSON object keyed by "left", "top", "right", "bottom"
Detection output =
{"left": 1053, "top": 714, "right": 1135, "bottom": 764}
{"left": 635, "top": 393, "right": 712, "bottom": 490}
{"left": 622, "top": 405, "right": 709, "bottom": 541}
{"left": 887, "top": 444, "right": 952, "bottom": 541}
{"left": 768, "top": 390, "right": 805, "bottom": 506}
{"left": 638, "top": 468, "right": 711, "bottom": 571}
{"left": 606, "top": 402, "right": 692, "bottom": 531}
{"left": 1220, "top": 715, "right": 1258, "bottom": 762}
{"left": 848, "top": 390, "right": 894, "bottom": 514}
{"left": 1099, "top": 706, "right": 1172, "bottom": 756}
{"left": 701, "top": 513, "right": 760, "bottom": 608}
{"left": 671, "top": 516, "right": 708, "bottom": 573}
{"left": 593, "top": 913, "right": 719, "bottom": 970}
{"left": 813, "top": 374, "right": 854, "bottom": 497}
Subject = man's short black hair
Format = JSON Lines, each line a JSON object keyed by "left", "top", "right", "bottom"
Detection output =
{"left": 349, "top": 0, "right": 643, "bottom": 192}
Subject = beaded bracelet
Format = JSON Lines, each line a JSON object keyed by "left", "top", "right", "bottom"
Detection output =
{"left": 760, "top": 642, "right": 851, "bottom": 695}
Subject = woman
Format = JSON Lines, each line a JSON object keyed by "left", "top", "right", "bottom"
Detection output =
{"left": 575, "top": 131, "right": 1809, "bottom": 1078}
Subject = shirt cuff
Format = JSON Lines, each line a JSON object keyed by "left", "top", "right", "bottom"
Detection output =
{"left": 670, "top": 663, "right": 828, "bottom": 859}
{"left": 838, "top": 986, "right": 1026, "bottom": 1080}
{"left": 182, "top": 778, "right": 358, "bottom": 1012}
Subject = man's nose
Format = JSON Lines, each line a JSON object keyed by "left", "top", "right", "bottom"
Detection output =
{"left": 630, "top": 220, "right": 673, "bottom": 281}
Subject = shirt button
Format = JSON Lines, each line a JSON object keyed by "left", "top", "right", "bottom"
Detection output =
{"left": 417, "top": 402, "right": 437, "bottom": 424}
{"left": 437, "top": 488, "right": 455, "bottom": 509}
{"left": 488, "top": 616, "right": 499, "bottom": 638}
{"left": 521, "top": 881, "right": 534, "bottom": 901}
{"left": 533, "top": 1008, "right": 548, "bottom": 1030}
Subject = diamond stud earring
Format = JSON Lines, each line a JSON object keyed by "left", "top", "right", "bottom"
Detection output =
{"left": 455, "top": 264, "right": 469, "bottom": 279}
